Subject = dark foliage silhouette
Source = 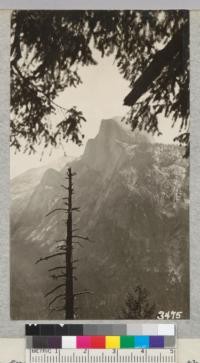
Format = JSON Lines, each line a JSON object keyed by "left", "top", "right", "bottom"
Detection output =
{"left": 11, "top": 10, "right": 189, "bottom": 153}
{"left": 121, "top": 286, "right": 156, "bottom": 319}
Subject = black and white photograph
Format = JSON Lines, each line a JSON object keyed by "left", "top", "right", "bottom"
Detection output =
{"left": 10, "top": 10, "right": 189, "bottom": 320}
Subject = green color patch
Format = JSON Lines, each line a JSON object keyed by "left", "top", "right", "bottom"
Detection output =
{"left": 120, "top": 336, "right": 135, "bottom": 348}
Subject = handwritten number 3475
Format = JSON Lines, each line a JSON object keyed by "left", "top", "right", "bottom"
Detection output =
{"left": 157, "top": 311, "right": 183, "bottom": 319}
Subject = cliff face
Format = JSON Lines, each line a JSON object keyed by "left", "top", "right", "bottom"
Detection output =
{"left": 10, "top": 118, "right": 189, "bottom": 319}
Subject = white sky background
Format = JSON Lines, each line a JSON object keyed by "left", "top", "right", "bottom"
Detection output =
{"left": 0, "top": 338, "right": 25, "bottom": 362}
{"left": 10, "top": 50, "right": 181, "bottom": 178}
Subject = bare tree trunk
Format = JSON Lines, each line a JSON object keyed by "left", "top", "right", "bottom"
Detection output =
{"left": 65, "top": 167, "right": 74, "bottom": 319}
{"left": 36, "top": 166, "right": 92, "bottom": 318}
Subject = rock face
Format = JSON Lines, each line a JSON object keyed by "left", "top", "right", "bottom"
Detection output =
{"left": 10, "top": 118, "right": 189, "bottom": 319}
{"left": 11, "top": 156, "right": 74, "bottom": 227}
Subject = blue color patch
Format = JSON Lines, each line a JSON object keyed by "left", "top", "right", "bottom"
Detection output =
{"left": 134, "top": 336, "right": 150, "bottom": 348}
{"left": 150, "top": 336, "right": 164, "bottom": 348}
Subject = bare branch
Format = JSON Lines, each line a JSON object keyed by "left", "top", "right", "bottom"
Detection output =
{"left": 56, "top": 245, "right": 66, "bottom": 251}
{"left": 67, "top": 170, "right": 77, "bottom": 176}
{"left": 51, "top": 273, "right": 66, "bottom": 280}
{"left": 74, "top": 290, "right": 93, "bottom": 297}
{"left": 48, "top": 294, "right": 65, "bottom": 307}
{"left": 72, "top": 259, "right": 80, "bottom": 264}
{"left": 48, "top": 266, "right": 66, "bottom": 272}
{"left": 49, "top": 306, "right": 66, "bottom": 313}
{"left": 72, "top": 235, "right": 90, "bottom": 241}
{"left": 61, "top": 185, "right": 73, "bottom": 191}
{"left": 45, "top": 283, "right": 65, "bottom": 297}
{"left": 61, "top": 184, "right": 68, "bottom": 190}
{"left": 35, "top": 252, "right": 66, "bottom": 264}
{"left": 66, "top": 206, "right": 79, "bottom": 213}
{"left": 46, "top": 208, "right": 67, "bottom": 217}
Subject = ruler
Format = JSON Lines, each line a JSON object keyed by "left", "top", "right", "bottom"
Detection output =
{"left": 26, "top": 348, "right": 176, "bottom": 363}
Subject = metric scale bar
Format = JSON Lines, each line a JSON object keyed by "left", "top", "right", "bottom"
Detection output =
{"left": 26, "top": 348, "right": 176, "bottom": 363}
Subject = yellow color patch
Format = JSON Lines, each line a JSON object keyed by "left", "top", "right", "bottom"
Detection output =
{"left": 105, "top": 336, "right": 120, "bottom": 349}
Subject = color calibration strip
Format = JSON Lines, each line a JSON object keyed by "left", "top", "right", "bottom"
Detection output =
{"left": 26, "top": 323, "right": 175, "bottom": 336}
{"left": 26, "top": 334, "right": 175, "bottom": 349}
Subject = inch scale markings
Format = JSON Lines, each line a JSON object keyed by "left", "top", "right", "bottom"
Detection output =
{"left": 26, "top": 349, "right": 176, "bottom": 363}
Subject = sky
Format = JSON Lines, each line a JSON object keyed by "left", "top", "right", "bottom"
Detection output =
{"left": 10, "top": 50, "right": 181, "bottom": 178}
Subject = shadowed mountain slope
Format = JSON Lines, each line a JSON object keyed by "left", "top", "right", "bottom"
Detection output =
{"left": 11, "top": 118, "right": 189, "bottom": 319}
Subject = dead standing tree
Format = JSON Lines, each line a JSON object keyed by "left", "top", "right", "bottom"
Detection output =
{"left": 36, "top": 167, "right": 92, "bottom": 319}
